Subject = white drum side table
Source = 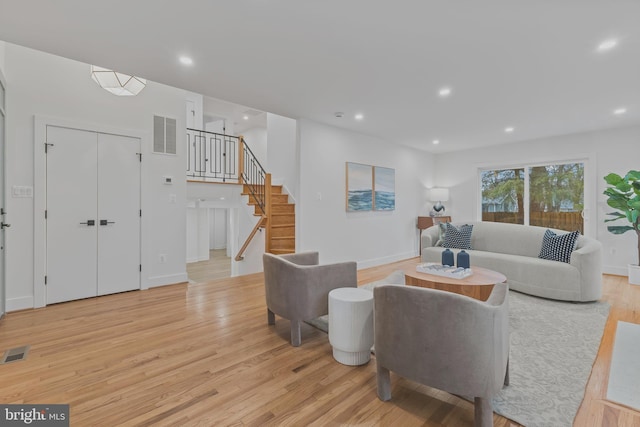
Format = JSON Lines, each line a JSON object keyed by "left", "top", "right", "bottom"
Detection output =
{"left": 328, "top": 287, "right": 374, "bottom": 366}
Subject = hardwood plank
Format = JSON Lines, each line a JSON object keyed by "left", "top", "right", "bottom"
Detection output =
{"left": 0, "top": 257, "right": 637, "bottom": 425}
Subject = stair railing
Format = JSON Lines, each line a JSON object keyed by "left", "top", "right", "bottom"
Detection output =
{"left": 239, "top": 137, "right": 268, "bottom": 215}
{"left": 235, "top": 137, "right": 273, "bottom": 260}
{"left": 186, "top": 128, "right": 239, "bottom": 182}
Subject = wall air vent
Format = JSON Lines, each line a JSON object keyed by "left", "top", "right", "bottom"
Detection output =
{"left": 153, "top": 115, "right": 177, "bottom": 154}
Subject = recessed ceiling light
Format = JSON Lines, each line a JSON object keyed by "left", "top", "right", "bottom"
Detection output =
{"left": 334, "top": 112, "right": 344, "bottom": 118}
{"left": 432, "top": 139, "right": 440, "bottom": 145}
{"left": 243, "top": 115, "right": 249, "bottom": 120}
{"left": 504, "top": 127, "right": 515, "bottom": 133}
{"left": 220, "top": 197, "right": 225, "bottom": 200}
{"left": 597, "top": 39, "right": 618, "bottom": 52}
{"left": 613, "top": 108, "right": 627, "bottom": 115}
{"left": 438, "top": 87, "right": 452, "bottom": 97}
{"left": 355, "top": 113, "right": 364, "bottom": 120}
{"left": 179, "top": 56, "right": 193, "bottom": 66}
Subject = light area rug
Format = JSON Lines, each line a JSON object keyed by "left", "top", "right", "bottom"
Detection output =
{"left": 307, "top": 284, "right": 610, "bottom": 427}
{"left": 606, "top": 321, "right": 640, "bottom": 411}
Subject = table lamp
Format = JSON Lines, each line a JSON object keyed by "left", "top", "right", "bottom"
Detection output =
{"left": 429, "top": 188, "right": 449, "bottom": 216}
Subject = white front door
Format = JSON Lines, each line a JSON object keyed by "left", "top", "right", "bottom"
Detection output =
{"left": 0, "top": 75, "right": 6, "bottom": 318}
{"left": 46, "top": 126, "right": 140, "bottom": 304}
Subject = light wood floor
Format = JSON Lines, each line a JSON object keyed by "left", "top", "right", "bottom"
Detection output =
{"left": 187, "top": 249, "right": 231, "bottom": 283}
{"left": 0, "top": 257, "right": 638, "bottom": 426}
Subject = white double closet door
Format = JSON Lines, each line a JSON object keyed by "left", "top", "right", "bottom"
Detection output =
{"left": 46, "top": 125, "right": 141, "bottom": 305}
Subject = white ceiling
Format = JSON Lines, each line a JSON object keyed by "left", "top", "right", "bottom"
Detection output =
{"left": 1, "top": 0, "right": 639, "bottom": 153}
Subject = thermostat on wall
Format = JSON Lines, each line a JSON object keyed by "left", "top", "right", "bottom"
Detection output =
{"left": 163, "top": 176, "right": 173, "bottom": 185}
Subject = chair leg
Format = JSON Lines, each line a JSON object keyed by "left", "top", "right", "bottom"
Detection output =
{"left": 290, "top": 320, "right": 301, "bottom": 347}
{"left": 474, "top": 397, "right": 493, "bottom": 427}
{"left": 267, "top": 309, "right": 275, "bottom": 325}
{"left": 504, "top": 357, "right": 510, "bottom": 386}
{"left": 376, "top": 365, "right": 391, "bottom": 401}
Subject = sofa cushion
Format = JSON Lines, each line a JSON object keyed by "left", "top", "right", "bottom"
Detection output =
{"left": 443, "top": 223, "right": 473, "bottom": 249}
{"left": 435, "top": 222, "right": 447, "bottom": 247}
{"left": 538, "top": 229, "right": 580, "bottom": 263}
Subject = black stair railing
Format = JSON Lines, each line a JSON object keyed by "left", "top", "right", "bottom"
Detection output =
{"left": 186, "top": 128, "right": 238, "bottom": 182}
{"left": 240, "top": 140, "right": 267, "bottom": 215}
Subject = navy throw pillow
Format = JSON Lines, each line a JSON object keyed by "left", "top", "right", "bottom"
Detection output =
{"left": 443, "top": 223, "right": 473, "bottom": 250}
{"left": 538, "top": 229, "right": 580, "bottom": 263}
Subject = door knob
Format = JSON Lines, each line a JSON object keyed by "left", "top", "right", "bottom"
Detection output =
{"left": 99, "top": 220, "right": 116, "bottom": 226}
{"left": 1, "top": 222, "right": 10, "bottom": 229}
{"left": 80, "top": 220, "right": 95, "bottom": 226}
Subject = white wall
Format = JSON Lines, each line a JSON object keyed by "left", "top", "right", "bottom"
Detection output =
{"left": 267, "top": 114, "right": 298, "bottom": 200}
{"left": 186, "top": 205, "right": 210, "bottom": 263}
{"left": 185, "top": 92, "right": 204, "bottom": 130}
{"left": 298, "top": 119, "right": 435, "bottom": 267}
{"left": 434, "top": 124, "right": 640, "bottom": 275}
{"left": 241, "top": 126, "right": 267, "bottom": 169}
{"left": 5, "top": 43, "right": 188, "bottom": 310}
{"left": 210, "top": 208, "right": 227, "bottom": 250}
{"left": 186, "top": 208, "right": 200, "bottom": 263}
{"left": 0, "top": 41, "right": 5, "bottom": 74}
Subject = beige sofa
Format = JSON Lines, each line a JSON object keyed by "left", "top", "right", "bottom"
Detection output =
{"left": 421, "top": 221, "right": 602, "bottom": 302}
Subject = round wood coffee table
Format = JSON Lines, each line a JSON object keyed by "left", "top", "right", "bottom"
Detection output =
{"left": 403, "top": 265, "right": 506, "bottom": 301}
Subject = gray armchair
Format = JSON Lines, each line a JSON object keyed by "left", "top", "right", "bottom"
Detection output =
{"left": 374, "top": 283, "right": 509, "bottom": 427}
{"left": 262, "top": 252, "right": 357, "bottom": 346}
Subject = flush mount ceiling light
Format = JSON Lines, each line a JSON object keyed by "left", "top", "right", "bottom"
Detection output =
{"left": 504, "top": 127, "right": 515, "bottom": 133}
{"left": 90, "top": 66, "right": 146, "bottom": 96}
{"left": 243, "top": 115, "right": 249, "bottom": 120}
{"left": 432, "top": 139, "right": 440, "bottom": 145}
{"left": 438, "top": 87, "right": 452, "bottom": 97}
{"left": 597, "top": 38, "right": 618, "bottom": 52}
{"left": 179, "top": 56, "right": 194, "bottom": 66}
{"left": 355, "top": 113, "right": 364, "bottom": 120}
{"left": 613, "top": 107, "right": 627, "bottom": 115}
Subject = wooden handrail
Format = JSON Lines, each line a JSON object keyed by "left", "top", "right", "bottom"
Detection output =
{"left": 235, "top": 215, "right": 266, "bottom": 261}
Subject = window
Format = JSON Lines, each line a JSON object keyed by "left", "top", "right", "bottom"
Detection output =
{"left": 529, "top": 163, "right": 584, "bottom": 232}
{"left": 481, "top": 168, "right": 525, "bottom": 224}
{"left": 481, "top": 162, "right": 584, "bottom": 233}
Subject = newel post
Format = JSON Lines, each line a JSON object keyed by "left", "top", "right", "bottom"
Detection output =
{"left": 265, "top": 173, "right": 272, "bottom": 253}
{"left": 238, "top": 136, "right": 245, "bottom": 184}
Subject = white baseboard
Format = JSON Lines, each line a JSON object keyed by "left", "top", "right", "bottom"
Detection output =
{"left": 357, "top": 251, "right": 418, "bottom": 270}
{"left": 147, "top": 273, "right": 189, "bottom": 288}
{"left": 186, "top": 256, "right": 209, "bottom": 263}
{"left": 7, "top": 296, "right": 35, "bottom": 312}
{"left": 604, "top": 265, "right": 628, "bottom": 276}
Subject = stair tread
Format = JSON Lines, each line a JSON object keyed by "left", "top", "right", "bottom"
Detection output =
{"left": 271, "top": 224, "right": 294, "bottom": 228}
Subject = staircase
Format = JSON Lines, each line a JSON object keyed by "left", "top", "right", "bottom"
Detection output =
{"left": 186, "top": 127, "right": 295, "bottom": 260}
{"left": 242, "top": 184, "right": 295, "bottom": 255}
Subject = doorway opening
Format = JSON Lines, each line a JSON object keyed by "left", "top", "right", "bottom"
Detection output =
{"left": 186, "top": 206, "right": 232, "bottom": 283}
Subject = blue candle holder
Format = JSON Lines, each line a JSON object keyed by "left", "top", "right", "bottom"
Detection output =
{"left": 457, "top": 250, "right": 470, "bottom": 269}
{"left": 441, "top": 248, "right": 454, "bottom": 267}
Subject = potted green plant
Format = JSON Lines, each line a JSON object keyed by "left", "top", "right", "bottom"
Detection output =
{"left": 604, "top": 170, "right": 640, "bottom": 284}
